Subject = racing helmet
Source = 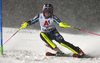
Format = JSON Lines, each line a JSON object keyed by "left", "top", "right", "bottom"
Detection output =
{"left": 43, "top": 4, "right": 53, "bottom": 14}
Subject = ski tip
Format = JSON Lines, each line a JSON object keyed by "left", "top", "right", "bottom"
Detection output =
{"left": 46, "top": 52, "right": 56, "bottom": 56}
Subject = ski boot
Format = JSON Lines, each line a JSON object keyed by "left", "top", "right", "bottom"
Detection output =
{"left": 46, "top": 50, "right": 65, "bottom": 56}
{"left": 55, "top": 51, "right": 65, "bottom": 56}
{"left": 46, "top": 48, "right": 61, "bottom": 56}
{"left": 73, "top": 47, "right": 84, "bottom": 58}
{"left": 45, "top": 44, "right": 64, "bottom": 56}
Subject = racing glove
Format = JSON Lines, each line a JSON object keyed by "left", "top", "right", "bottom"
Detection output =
{"left": 21, "top": 21, "right": 28, "bottom": 28}
{"left": 59, "top": 22, "right": 70, "bottom": 28}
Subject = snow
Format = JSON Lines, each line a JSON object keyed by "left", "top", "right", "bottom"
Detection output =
{"left": 0, "top": 27, "right": 100, "bottom": 63}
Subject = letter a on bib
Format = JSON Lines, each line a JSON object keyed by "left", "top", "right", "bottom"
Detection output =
{"left": 44, "top": 21, "right": 49, "bottom": 26}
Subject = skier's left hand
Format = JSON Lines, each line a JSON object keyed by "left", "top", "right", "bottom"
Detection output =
{"left": 59, "top": 22, "right": 70, "bottom": 28}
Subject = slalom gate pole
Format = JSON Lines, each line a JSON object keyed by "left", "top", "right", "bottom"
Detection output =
{"left": 69, "top": 26, "right": 100, "bottom": 36}
{"left": 3, "top": 27, "right": 23, "bottom": 45}
{"left": 0, "top": 0, "right": 3, "bottom": 55}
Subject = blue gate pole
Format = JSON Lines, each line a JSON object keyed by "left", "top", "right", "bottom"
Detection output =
{"left": 0, "top": 0, "right": 3, "bottom": 55}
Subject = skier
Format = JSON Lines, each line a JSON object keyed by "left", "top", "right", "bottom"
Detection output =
{"left": 21, "top": 4, "right": 84, "bottom": 58}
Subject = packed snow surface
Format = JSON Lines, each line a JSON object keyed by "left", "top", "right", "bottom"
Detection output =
{"left": 0, "top": 27, "right": 100, "bottom": 63}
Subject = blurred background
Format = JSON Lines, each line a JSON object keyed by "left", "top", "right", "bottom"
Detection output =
{"left": 2, "top": 0, "right": 100, "bottom": 34}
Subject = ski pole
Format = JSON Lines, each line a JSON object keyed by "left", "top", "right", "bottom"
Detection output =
{"left": 2, "top": 22, "right": 27, "bottom": 46}
{"left": 3, "top": 27, "right": 23, "bottom": 45}
{"left": 68, "top": 26, "right": 100, "bottom": 36}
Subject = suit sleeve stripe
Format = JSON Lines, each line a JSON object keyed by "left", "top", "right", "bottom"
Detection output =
{"left": 53, "top": 19, "right": 60, "bottom": 25}
{"left": 31, "top": 18, "right": 39, "bottom": 24}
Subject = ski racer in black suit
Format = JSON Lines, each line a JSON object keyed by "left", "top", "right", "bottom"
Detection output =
{"left": 21, "top": 4, "right": 84, "bottom": 58}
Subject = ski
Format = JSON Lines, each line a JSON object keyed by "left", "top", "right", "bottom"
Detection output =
{"left": 46, "top": 52, "right": 56, "bottom": 56}
{"left": 45, "top": 52, "right": 93, "bottom": 58}
{"left": 46, "top": 52, "right": 72, "bottom": 57}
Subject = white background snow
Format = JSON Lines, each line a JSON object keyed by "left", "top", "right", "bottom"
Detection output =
{"left": 0, "top": 27, "right": 100, "bottom": 63}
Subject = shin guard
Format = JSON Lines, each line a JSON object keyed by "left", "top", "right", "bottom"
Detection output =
{"left": 40, "top": 32, "right": 56, "bottom": 49}
{"left": 60, "top": 41, "right": 79, "bottom": 54}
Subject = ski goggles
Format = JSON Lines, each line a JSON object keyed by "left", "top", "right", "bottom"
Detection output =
{"left": 43, "top": 9, "right": 53, "bottom": 13}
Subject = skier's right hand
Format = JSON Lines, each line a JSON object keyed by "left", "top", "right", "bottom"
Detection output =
{"left": 21, "top": 21, "right": 28, "bottom": 28}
